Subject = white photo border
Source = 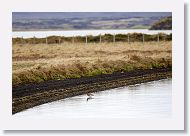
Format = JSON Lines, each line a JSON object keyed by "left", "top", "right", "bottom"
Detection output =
{"left": 0, "top": 0, "right": 184, "bottom": 130}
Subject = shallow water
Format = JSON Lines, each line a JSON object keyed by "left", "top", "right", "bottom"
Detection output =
{"left": 14, "top": 79, "right": 172, "bottom": 118}
{"left": 12, "top": 29, "right": 172, "bottom": 38}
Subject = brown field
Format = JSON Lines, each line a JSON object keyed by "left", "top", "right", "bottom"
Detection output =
{"left": 12, "top": 41, "right": 172, "bottom": 85}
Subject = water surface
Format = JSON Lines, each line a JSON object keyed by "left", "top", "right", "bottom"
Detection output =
{"left": 12, "top": 29, "right": 172, "bottom": 38}
{"left": 14, "top": 79, "right": 172, "bottom": 118}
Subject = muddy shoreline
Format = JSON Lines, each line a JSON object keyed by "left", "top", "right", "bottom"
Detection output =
{"left": 12, "top": 68, "right": 172, "bottom": 114}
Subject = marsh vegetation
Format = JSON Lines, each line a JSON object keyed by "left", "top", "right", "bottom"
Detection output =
{"left": 13, "top": 41, "right": 172, "bottom": 85}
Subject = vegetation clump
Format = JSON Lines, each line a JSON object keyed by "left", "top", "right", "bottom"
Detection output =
{"left": 150, "top": 16, "right": 172, "bottom": 30}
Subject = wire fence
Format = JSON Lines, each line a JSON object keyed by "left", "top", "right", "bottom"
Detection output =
{"left": 12, "top": 33, "right": 172, "bottom": 45}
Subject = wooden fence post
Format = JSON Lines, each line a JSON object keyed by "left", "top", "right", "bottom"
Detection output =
{"left": 113, "top": 34, "right": 115, "bottom": 43}
{"left": 128, "top": 34, "right": 130, "bottom": 43}
{"left": 46, "top": 36, "right": 48, "bottom": 44}
{"left": 33, "top": 36, "right": 35, "bottom": 44}
{"left": 86, "top": 35, "right": 88, "bottom": 45}
{"left": 164, "top": 34, "right": 166, "bottom": 42}
{"left": 21, "top": 36, "right": 24, "bottom": 44}
{"left": 100, "top": 34, "right": 101, "bottom": 43}
{"left": 143, "top": 34, "right": 144, "bottom": 43}
{"left": 59, "top": 36, "right": 61, "bottom": 44}
{"left": 72, "top": 36, "right": 74, "bottom": 44}
{"left": 157, "top": 34, "right": 160, "bottom": 42}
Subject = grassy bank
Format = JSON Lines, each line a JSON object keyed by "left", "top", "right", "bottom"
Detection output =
{"left": 13, "top": 41, "right": 172, "bottom": 85}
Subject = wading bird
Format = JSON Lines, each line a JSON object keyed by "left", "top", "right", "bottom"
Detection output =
{"left": 86, "top": 92, "right": 94, "bottom": 101}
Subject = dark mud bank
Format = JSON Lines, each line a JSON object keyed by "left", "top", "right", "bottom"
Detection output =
{"left": 13, "top": 68, "right": 172, "bottom": 114}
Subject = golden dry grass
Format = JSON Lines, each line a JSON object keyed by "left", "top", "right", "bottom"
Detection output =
{"left": 13, "top": 41, "right": 172, "bottom": 85}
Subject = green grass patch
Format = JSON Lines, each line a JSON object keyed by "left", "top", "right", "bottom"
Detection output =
{"left": 13, "top": 59, "right": 172, "bottom": 85}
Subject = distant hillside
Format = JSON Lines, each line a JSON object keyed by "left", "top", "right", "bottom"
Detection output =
{"left": 13, "top": 12, "right": 172, "bottom": 20}
{"left": 150, "top": 16, "right": 172, "bottom": 30}
{"left": 12, "top": 12, "right": 172, "bottom": 31}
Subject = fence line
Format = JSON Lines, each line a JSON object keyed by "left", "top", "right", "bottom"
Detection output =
{"left": 13, "top": 33, "right": 171, "bottom": 45}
